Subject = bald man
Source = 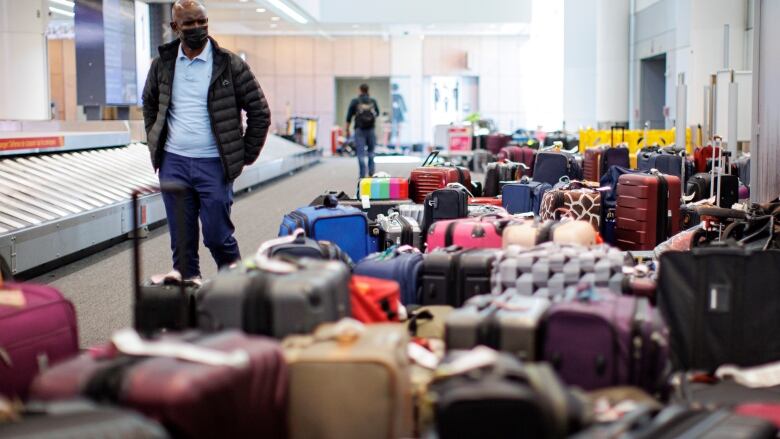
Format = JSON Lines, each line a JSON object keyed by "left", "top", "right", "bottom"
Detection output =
{"left": 142, "top": 0, "right": 270, "bottom": 285}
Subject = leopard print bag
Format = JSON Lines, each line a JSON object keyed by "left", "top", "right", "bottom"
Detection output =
{"left": 539, "top": 187, "right": 602, "bottom": 230}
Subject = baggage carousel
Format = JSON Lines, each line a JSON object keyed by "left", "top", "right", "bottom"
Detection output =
{"left": 0, "top": 135, "right": 321, "bottom": 275}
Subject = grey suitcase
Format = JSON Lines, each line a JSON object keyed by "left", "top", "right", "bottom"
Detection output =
{"left": 445, "top": 293, "right": 550, "bottom": 360}
{"left": 395, "top": 204, "right": 425, "bottom": 226}
{"left": 376, "top": 212, "right": 422, "bottom": 249}
{"left": 492, "top": 243, "right": 626, "bottom": 298}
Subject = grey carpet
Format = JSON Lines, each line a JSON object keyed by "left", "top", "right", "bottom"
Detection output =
{"left": 32, "top": 156, "right": 422, "bottom": 347}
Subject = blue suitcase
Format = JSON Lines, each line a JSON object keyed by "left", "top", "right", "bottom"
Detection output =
{"left": 533, "top": 151, "right": 582, "bottom": 185}
{"left": 353, "top": 249, "right": 424, "bottom": 305}
{"left": 279, "top": 199, "right": 375, "bottom": 262}
{"left": 502, "top": 179, "right": 551, "bottom": 215}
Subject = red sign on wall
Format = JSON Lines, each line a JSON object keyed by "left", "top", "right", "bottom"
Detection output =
{"left": 0, "top": 136, "right": 64, "bottom": 151}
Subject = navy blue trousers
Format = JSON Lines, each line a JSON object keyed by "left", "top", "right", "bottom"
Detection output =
{"left": 159, "top": 151, "right": 241, "bottom": 278}
{"left": 354, "top": 127, "right": 376, "bottom": 178}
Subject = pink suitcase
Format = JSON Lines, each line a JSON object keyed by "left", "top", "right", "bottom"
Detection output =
{"left": 0, "top": 277, "right": 79, "bottom": 400}
{"left": 425, "top": 216, "right": 505, "bottom": 253}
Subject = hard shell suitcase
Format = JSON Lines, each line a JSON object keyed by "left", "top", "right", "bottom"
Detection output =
{"left": 410, "top": 152, "right": 472, "bottom": 203}
{"left": 197, "top": 237, "right": 351, "bottom": 338}
{"left": 542, "top": 292, "right": 669, "bottom": 392}
{"left": 29, "top": 330, "right": 289, "bottom": 439}
{"left": 658, "top": 248, "right": 780, "bottom": 371}
{"left": 396, "top": 203, "right": 425, "bottom": 226}
{"left": 353, "top": 248, "right": 424, "bottom": 305}
{"left": 422, "top": 185, "right": 469, "bottom": 233}
{"left": 498, "top": 145, "right": 536, "bottom": 178}
{"left": 502, "top": 179, "right": 552, "bottom": 215}
{"left": 483, "top": 161, "right": 520, "bottom": 197}
{"left": 425, "top": 216, "right": 504, "bottom": 252}
{"left": 445, "top": 293, "right": 550, "bottom": 361}
{"left": 485, "top": 133, "right": 511, "bottom": 154}
{"left": 0, "top": 400, "right": 169, "bottom": 439}
{"left": 430, "top": 349, "right": 579, "bottom": 439}
{"left": 350, "top": 275, "right": 400, "bottom": 323}
{"left": 0, "top": 276, "right": 79, "bottom": 400}
{"left": 283, "top": 321, "right": 413, "bottom": 439}
{"left": 583, "top": 147, "right": 604, "bottom": 182}
{"left": 615, "top": 173, "right": 681, "bottom": 251}
{"left": 358, "top": 177, "right": 409, "bottom": 200}
{"left": 421, "top": 248, "right": 500, "bottom": 307}
{"left": 279, "top": 196, "right": 374, "bottom": 262}
{"left": 376, "top": 212, "right": 422, "bottom": 249}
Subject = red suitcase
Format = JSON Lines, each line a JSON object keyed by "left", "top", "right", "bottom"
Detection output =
{"left": 350, "top": 275, "right": 401, "bottom": 324}
{"left": 0, "top": 274, "right": 79, "bottom": 400}
{"left": 468, "top": 197, "right": 503, "bottom": 206}
{"left": 410, "top": 152, "right": 472, "bottom": 204}
{"left": 497, "top": 146, "right": 536, "bottom": 178}
{"left": 694, "top": 145, "right": 721, "bottom": 173}
{"left": 583, "top": 147, "right": 604, "bottom": 182}
{"left": 29, "top": 330, "right": 289, "bottom": 439}
{"left": 615, "top": 173, "right": 681, "bottom": 250}
{"left": 485, "top": 133, "right": 511, "bottom": 154}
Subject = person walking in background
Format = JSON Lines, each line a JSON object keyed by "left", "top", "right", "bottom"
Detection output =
{"left": 142, "top": 0, "right": 270, "bottom": 285}
{"left": 345, "top": 83, "right": 380, "bottom": 178}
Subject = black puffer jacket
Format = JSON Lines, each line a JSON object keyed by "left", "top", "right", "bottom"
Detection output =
{"left": 142, "top": 37, "right": 271, "bottom": 182}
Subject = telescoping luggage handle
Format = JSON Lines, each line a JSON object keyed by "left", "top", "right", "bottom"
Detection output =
{"left": 421, "top": 150, "right": 440, "bottom": 167}
{"left": 131, "top": 183, "right": 190, "bottom": 331}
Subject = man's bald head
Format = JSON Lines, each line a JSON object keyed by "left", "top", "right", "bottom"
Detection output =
{"left": 170, "top": 0, "right": 209, "bottom": 52}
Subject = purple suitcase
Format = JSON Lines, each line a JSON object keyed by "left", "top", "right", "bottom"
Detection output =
{"left": 542, "top": 290, "right": 668, "bottom": 392}
{"left": 0, "top": 281, "right": 79, "bottom": 400}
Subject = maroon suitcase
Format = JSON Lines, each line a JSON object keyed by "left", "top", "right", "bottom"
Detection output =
{"left": 583, "top": 147, "right": 604, "bottom": 182}
{"left": 497, "top": 146, "right": 536, "bottom": 178}
{"left": 410, "top": 152, "right": 472, "bottom": 204}
{"left": 0, "top": 276, "right": 79, "bottom": 400}
{"left": 615, "top": 173, "right": 681, "bottom": 251}
{"left": 29, "top": 330, "right": 289, "bottom": 439}
{"left": 485, "top": 133, "right": 511, "bottom": 154}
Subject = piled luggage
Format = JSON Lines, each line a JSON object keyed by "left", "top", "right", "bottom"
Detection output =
{"left": 3, "top": 132, "right": 772, "bottom": 439}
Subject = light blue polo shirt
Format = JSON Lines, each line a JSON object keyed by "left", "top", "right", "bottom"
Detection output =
{"left": 164, "top": 40, "right": 220, "bottom": 158}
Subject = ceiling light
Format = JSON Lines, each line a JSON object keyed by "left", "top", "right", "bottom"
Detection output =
{"left": 50, "top": 0, "right": 75, "bottom": 8}
{"left": 256, "top": 8, "right": 266, "bottom": 13}
{"left": 49, "top": 6, "right": 74, "bottom": 17}
{"left": 267, "top": 0, "right": 308, "bottom": 24}
{"left": 270, "top": 23, "right": 278, "bottom": 28}
{"left": 271, "top": 16, "right": 280, "bottom": 21}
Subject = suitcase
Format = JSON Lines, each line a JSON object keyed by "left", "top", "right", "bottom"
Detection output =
{"left": 430, "top": 349, "right": 578, "bottom": 439}
{"left": 196, "top": 244, "right": 351, "bottom": 338}
{"left": 658, "top": 248, "right": 780, "bottom": 371}
{"left": 376, "top": 212, "right": 422, "bottom": 249}
{"left": 502, "top": 179, "right": 552, "bottom": 215}
{"left": 407, "top": 305, "right": 453, "bottom": 339}
{"left": 599, "top": 166, "right": 645, "bottom": 209}
{"left": 498, "top": 145, "right": 536, "bottom": 178}
{"left": 485, "top": 133, "right": 511, "bottom": 154}
{"left": 695, "top": 144, "right": 721, "bottom": 172}
{"left": 279, "top": 195, "right": 374, "bottom": 262}
{"left": 467, "top": 204, "right": 509, "bottom": 218}
{"left": 421, "top": 248, "right": 501, "bottom": 306}
{"left": 629, "top": 406, "right": 775, "bottom": 439}
{"left": 483, "top": 161, "right": 520, "bottom": 197}
{"left": 422, "top": 185, "right": 469, "bottom": 233}
{"left": 358, "top": 177, "right": 409, "bottom": 200}
{"left": 445, "top": 293, "right": 550, "bottom": 360}
{"left": 30, "top": 330, "right": 289, "bottom": 439}
{"left": 410, "top": 151, "right": 472, "bottom": 203}
{"left": 283, "top": 321, "right": 413, "bottom": 439}
{"left": 396, "top": 203, "right": 425, "bottom": 226}
{"left": 601, "top": 145, "right": 631, "bottom": 176}
{"left": 470, "top": 149, "right": 493, "bottom": 172}
{"left": 265, "top": 228, "right": 353, "bottom": 265}
{"left": 539, "top": 184, "right": 602, "bottom": 230}
{"left": 686, "top": 172, "right": 740, "bottom": 207}
{"left": 0, "top": 399, "right": 169, "bottom": 438}
{"left": 637, "top": 151, "right": 692, "bottom": 182}
{"left": 336, "top": 198, "right": 415, "bottom": 221}
{"left": 350, "top": 275, "right": 400, "bottom": 323}
{"left": 542, "top": 292, "right": 669, "bottom": 391}
{"left": 583, "top": 147, "right": 604, "bottom": 182}
{"left": 354, "top": 248, "right": 424, "bottom": 305}
{"left": 468, "top": 196, "right": 502, "bottom": 206}
{"left": 425, "top": 216, "right": 505, "bottom": 252}
{"left": 533, "top": 151, "right": 582, "bottom": 185}
{"left": 491, "top": 243, "right": 626, "bottom": 298}
{"left": 0, "top": 276, "right": 78, "bottom": 400}
{"left": 615, "top": 173, "right": 681, "bottom": 251}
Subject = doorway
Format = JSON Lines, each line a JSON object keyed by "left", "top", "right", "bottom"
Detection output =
{"left": 335, "top": 77, "right": 391, "bottom": 144}
{"left": 640, "top": 54, "right": 667, "bottom": 129}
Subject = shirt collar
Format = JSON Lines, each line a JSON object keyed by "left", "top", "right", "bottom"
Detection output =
{"left": 178, "top": 39, "right": 212, "bottom": 62}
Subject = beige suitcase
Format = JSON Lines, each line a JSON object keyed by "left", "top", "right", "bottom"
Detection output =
{"left": 283, "top": 320, "right": 413, "bottom": 439}
{"left": 503, "top": 220, "right": 597, "bottom": 249}
{"left": 407, "top": 305, "right": 454, "bottom": 340}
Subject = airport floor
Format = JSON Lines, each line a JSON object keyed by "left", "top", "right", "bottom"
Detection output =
{"left": 33, "top": 156, "right": 422, "bottom": 346}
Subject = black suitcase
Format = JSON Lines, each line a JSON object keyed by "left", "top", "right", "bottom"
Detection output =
{"left": 309, "top": 191, "right": 414, "bottom": 221}
{"left": 0, "top": 400, "right": 169, "bottom": 438}
{"left": 629, "top": 406, "right": 776, "bottom": 439}
{"left": 420, "top": 248, "right": 500, "bottom": 307}
{"left": 196, "top": 252, "right": 351, "bottom": 338}
{"left": 431, "top": 351, "right": 578, "bottom": 439}
{"left": 483, "top": 162, "right": 520, "bottom": 197}
{"left": 422, "top": 186, "right": 469, "bottom": 234}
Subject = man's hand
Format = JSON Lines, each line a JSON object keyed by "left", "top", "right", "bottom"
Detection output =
{"left": 344, "top": 125, "right": 351, "bottom": 138}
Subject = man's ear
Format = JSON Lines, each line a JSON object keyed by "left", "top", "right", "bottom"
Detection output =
{"left": 170, "top": 22, "right": 178, "bottom": 33}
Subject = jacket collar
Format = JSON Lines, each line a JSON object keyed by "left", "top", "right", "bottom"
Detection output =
{"left": 158, "top": 37, "right": 228, "bottom": 85}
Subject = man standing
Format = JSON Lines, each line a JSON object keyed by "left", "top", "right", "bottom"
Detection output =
{"left": 142, "top": 0, "right": 270, "bottom": 285}
{"left": 345, "top": 84, "right": 380, "bottom": 178}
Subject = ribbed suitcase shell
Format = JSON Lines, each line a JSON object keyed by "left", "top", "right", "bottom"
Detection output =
{"left": 410, "top": 167, "right": 471, "bottom": 204}
{"left": 615, "top": 173, "right": 681, "bottom": 251}
{"left": 583, "top": 148, "right": 603, "bottom": 182}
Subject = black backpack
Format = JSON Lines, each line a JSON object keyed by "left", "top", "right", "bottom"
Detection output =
{"left": 355, "top": 98, "right": 376, "bottom": 129}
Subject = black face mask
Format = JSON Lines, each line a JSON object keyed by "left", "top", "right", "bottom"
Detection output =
{"left": 180, "top": 26, "right": 208, "bottom": 50}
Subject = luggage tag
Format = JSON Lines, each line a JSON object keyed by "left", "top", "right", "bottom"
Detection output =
{"left": 111, "top": 328, "right": 250, "bottom": 368}
{"left": 361, "top": 195, "right": 371, "bottom": 209}
{"left": 435, "top": 346, "right": 499, "bottom": 379}
{"left": 717, "top": 362, "right": 780, "bottom": 388}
